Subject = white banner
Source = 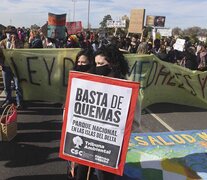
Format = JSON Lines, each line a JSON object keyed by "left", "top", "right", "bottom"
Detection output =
{"left": 157, "top": 28, "right": 172, "bottom": 37}
{"left": 64, "top": 77, "right": 132, "bottom": 168}
{"left": 107, "top": 20, "right": 126, "bottom": 28}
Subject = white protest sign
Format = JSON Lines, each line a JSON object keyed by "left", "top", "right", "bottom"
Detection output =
{"left": 173, "top": 38, "right": 186, "bottom": 51}
{"left": 107, "top": 20, "right": 126, "bottom": 28}
{"left": 157, "top": 28, "right": 172, "bottom": 37}
{"left": 60, "top": 72, "right": 140, "bottom": 175}
{"left": 65, "top": 78, "right": 131, "bottom": 168}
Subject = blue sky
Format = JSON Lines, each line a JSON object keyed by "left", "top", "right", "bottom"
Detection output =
{"left": 1, "top": 0, "right": 207, "bottom": 29}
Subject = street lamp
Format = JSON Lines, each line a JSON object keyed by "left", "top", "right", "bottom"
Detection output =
{"left": 72, "top": 0, "right": 77, "bottom": 21}
{"left": 87, "top": 0, "right": 90, "bottom": 30}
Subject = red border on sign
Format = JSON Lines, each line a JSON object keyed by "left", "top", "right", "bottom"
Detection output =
{"left": 59, "top": 71, "right": 139, "bottom": 176}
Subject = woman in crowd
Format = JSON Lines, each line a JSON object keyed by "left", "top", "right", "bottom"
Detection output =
{"left": 137, "top": 42, "right": 149, "bottom": 55}
{"left": 73, "top": 48, "right": 94, "bottom": 72}
{"left": 93, "top": 44, "right": 136, "bottom": 180}
{"left": 94, "top": 44, "right": 129, "bottom": 78}
{"left": 67, "top": 48, "right": 96, "bottom": 180}
{"left": 29, "top": 29, "right": 43, "bottom": 48}
{"left": 128, "top": 35, "right": 139, "bottom": 53}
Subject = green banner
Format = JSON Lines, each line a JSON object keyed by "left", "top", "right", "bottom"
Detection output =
{"left": 125, "top": 54, "right": 207, "bottom": 109}
{"left": 3, "top": 48, "right": 80, "bottom": 102}
{"left": 123, "top": 129, "right": 207, "bottom": 180}
{"left": 3, "top": 49, "right": 207, "bottom": 109}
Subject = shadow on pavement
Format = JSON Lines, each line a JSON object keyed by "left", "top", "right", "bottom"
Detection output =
{"left": 7, "top": 174, "right": 67, "bottom": 180}
{"left": 0, "top": 100, "right": 66, "bottom": 179}
{"left": 17, "top": 119, "right": 62, "bottom": 131}
{"left": 17, "top": 101, "right": 63, "bottom": 115}
{"left": 14, "top": 131, "right": 61, "bottom": 142}
{"left": 0, "top": 142, "right": 61, "bottom": 167}
{"left": 145, "top": 103, "right": 207, "bottom": 114}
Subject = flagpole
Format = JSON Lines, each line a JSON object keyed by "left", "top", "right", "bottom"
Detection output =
{"left": 72, "top": 0, "right": 77, "bottom": 21}
{"left": 87, "top": 0, "right": 90, "bottom": 30}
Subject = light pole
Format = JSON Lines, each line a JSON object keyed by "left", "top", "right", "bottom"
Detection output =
{"left": 67, "top": 10, "right": 71, "bottom": 22}
{"left": 72, "top": 0, "right": 77, "bottom": 21}
{"left": 87, "top": 0, "right": 90, "bottom": 30}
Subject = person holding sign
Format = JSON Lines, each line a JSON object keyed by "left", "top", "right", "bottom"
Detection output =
{"left": 93, "top": 44, "right": 129, "bottom": 180}
{"left": 67, "top": 48, "right": 96, "bottom": 180}
{"left": 62, "top": 45, "right": 141, "bottom": 180}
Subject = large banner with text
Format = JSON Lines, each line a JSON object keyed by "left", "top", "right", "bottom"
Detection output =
{"left": 59, "top": 71, "right": 139, "bottom": 175}
{"left": 121, "top": 129, "right": 207, "bottom": 180}
{"left": 3, "top": 49, "right": 207, "bottom": 110}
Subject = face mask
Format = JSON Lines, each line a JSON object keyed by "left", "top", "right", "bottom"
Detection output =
{"left": 75, "top": 64, "right": 91, "bottom": 72}
{"left": 95, "top": 65, "right": 111, "bottom": 76}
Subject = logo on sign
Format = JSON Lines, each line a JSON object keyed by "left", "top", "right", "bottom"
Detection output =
{"left": 73, "top": 136, "right": 83, "bottom": 149}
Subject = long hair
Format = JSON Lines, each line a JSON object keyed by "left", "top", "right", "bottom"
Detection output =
{"left": 94, "top": 44, "right": 129, "bottom": 78}
{"left": 74, "top": 48, "right": 94, "bottom": 69}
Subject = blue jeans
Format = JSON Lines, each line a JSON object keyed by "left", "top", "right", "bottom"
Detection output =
{"left": 2, "top": 66, "right": 23, "bottom": 105}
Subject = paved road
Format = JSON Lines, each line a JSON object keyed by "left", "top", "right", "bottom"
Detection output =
{"left": 0, "top": 100, "right": 207, "bottom": 180}
{"left": 142, "top": 103, "right": 207, "bottom": 132}
{"left": 0, "top": 101, "right": 67, "bottom": 180}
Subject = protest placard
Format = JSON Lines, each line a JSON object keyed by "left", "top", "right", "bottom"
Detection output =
{"left": 66, "top": 21, "right": 83, "bottom": 35}
{"left": 146, "top": 15, "right": 166, "bottom": 27}
{"left": 59, "top": 71, "right": 139, "bottom": 175}
{"left": 156, "top": 28, "right": 172, "bottom": 37}
{"left": 106, "top": 20, "right": 126, "bottom": 28}
{"left": 173, "top": 38, "right": 186, "bottom": 51}
{"left": 47, "top": 12, "right": 66, "bottom": 39}
{"left": 128, "top": 9, "right": 145, "bottom": 33}
{"left": 146, "top": 15, "right": 155, "bottom": 27}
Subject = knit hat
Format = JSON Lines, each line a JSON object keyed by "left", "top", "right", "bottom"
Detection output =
{"left": 68, "top": 35, "right": 78, "bottom": 43}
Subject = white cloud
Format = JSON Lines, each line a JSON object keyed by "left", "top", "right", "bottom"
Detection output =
{"left": 0, "top": 0, "right": 207, "bottom": 29}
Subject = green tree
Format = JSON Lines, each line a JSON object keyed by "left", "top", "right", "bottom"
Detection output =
{"left": 99, "top": 14, "right": 112, "bottom": 28}
{"left": 172, "top": 27, "right": 183, "bottom": 37}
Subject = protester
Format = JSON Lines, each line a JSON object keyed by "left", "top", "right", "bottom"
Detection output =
{"left": 66, "top": 35, "right": 80, "bottom": 48}
{"left": 92, "top": 44, "right": 129, "bottom": 179}
{"left": 156, "top": 44, "right": 169, "bottom": 61}
{"left": 0, "top": 26, "right": 24, "bottom": 109}
{"left": 73, "top": 48, "right": 94, "bottom": 72}
{"left": 67, "top": 48, "right": 96, "bottom": 180}
{"left": 197, "top": 44, "right": 207, "bottom": 71}
{"left": 29, "top": 29, "right": 43, "bottom": 48}
{"left": 183, "top": 47, "right": 198, "bottom": 70}
{"left": 128, "top": 34, "right": 139, "bottom": 53}
{"left": 137, "top": 42, "right": 149, "bottom": 55}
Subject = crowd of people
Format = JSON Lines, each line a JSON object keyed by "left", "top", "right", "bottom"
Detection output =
{"left": 0, "top": 24, "right": 207, "bottom": 179}
{"left": 0, "top": 25, "right": 207, "bottom": 108}
{"left": 0, "top": 25, "right": 207, "bottom": 71}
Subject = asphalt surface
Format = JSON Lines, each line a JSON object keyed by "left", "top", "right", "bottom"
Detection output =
{"left": 0, "top": 101, "right": 207, "bottom": 180}
{"left": 141, "top": 103, "right": 207, "bottom": 132}
{"left": 0, "top": 101, "right": 67, "bottom": 180}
